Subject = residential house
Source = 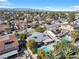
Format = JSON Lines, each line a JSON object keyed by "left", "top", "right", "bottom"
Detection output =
{"left": 15, "top": 19, "right": 25, "bottom": 30}
{"left": 45, "top": 23, "right": 60, "bottom": 32}
{"left": 44, "top": 30, "right": 60, "bottom": 42}
{"left": 0, "top": 34, "right": 19, "bottom": 59}
{"left": 27, "top": 32, "right": 49, "bottom": 42}
{"left": 75, "top": 13, "right": 79, "bottom": 20}
{"left": 0, "top": 16, "right": 4, "bottom": 24}
{"left": 73, "top": 23, "right": 79, "bottom": 29}
{"left": 73, "top": 19, "right": 79, "bottom": 29}
{"left": 39, "top": 39, "right": 56, "bottom": 53}
{"left": 60, "top": 24, "right": 74, "bottom": 31}
{"left": 0, "top": 24, "right": 10, "bottom": 35}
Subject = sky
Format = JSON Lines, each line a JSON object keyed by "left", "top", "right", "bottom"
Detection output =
{"left": 0, "top": 0, "right": 79, "bottom": 11}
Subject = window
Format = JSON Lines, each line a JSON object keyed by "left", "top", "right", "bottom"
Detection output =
{"left": 43, "top": 34, "right": 46, "bottom": 37}
{"left": 47, "top": 41, "right": 55, "bottom": 45}
{"left": 4, "top": 40, "right": 14, "bottom": 45}
{"left": 34, "top": 36, "right": 38, "bottom": 39}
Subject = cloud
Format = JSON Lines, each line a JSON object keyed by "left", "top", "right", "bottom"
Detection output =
{"left": 72, "top": 5, "right": 79, "bottom": 10}
{"left": 39, "top": 5, "right": 79, "bottom": 11}
{"left": 72, "top": 5, "right": 79, "bottom": 8}
{"left": 38, "top": 6, "right": 75, "bottom": 11}
{"left": 0, "top": 0, "right": 8, "bottom": 2}
{"left": 0, "top": 0, "right": 13, "bottom": 8}
{"left": 60, "top": 5, "right": 79, "bottom": 11}
{"left": 0, "top": 5, "right": 14, "bottom": 8}
{"left": 0, "top": 0, "right": 9, "bottom": 5}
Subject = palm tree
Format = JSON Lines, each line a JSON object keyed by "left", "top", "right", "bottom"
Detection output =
{"left": 53, "top": 41, "right": 79, "bottom": 59}
{"left": 27, "top": 39, "right": 36, "bottom": 54}
{"left": 45, "top": 51, "right": 55, "bottom": 59}
{"left": 38, "top": 48, "right": 46, "bottom": 59}
{"left": 70, "top": 29, "right": 79, "bottom": 42}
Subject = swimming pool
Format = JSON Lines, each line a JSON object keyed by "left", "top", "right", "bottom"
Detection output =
{"left": 43, "top": 47, "right": 49, "bottom": 52}
{"left": 59, "top": 36, "right": 71, "bottom": 41}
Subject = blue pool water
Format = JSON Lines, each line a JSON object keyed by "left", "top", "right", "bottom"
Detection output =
{"left": 43, "top": 47, "right": 49, "bottom": 52}
{"left": 59, "top": 36, "right": 71, "bottom": 41}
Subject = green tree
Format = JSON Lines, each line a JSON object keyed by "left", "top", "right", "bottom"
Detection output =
{"left": 38, "top": 48, "right": 46, "bottom": 59}
{"left": 37, "top": 41, "right": 79, "bottom": 59}
{"left": 19, "top": 34, "right": 26, "bottom": 48}
{"left": 68, "top": 12, "right": 75, "bottom": 22}
{"left": 70, "top": 29, "right": 79, "bottom": 42}
{"left": 5, "top": 15, "right": 11, "bottom": 25}
{"left": 53, "top": 41, "right": 79, "bottom": 59}
{"left": 35, "top": 26, "right": 45, "bottom": 33}
{"left": 19, "top": 34, "right": 26, "bottom": 40}
{"left": 59, "top": 12, "right": 67, "bottom": 19}
{"left": 27, "top": 39, "right": 36, "bottom": 54}
{"left": 48, "top": 12, "right": 59, "bottom": 20}
{"left": 45, "top": 51, "right": 55, "bottom": 59}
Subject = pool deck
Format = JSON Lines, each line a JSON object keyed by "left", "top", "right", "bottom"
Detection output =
{"left": 40, "top": 43, "right": 56, "bottom": 52}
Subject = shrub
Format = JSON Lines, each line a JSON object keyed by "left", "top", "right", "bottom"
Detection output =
{"left": 35, "top": 26, "right": 45, "bottom": 33}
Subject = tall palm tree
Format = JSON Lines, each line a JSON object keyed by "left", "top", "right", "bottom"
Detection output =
{"left": 53, "top": 41, "right": 79, "bottom": 59}
{"left": 45, "top": 51, "right": 55, "bottom": 59}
